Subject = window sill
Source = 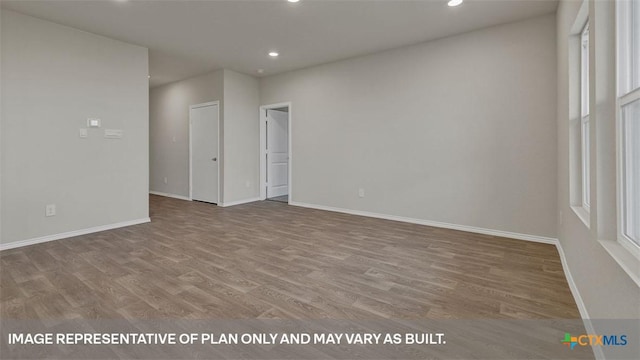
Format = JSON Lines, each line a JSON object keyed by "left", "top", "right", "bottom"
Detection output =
{"left": 571, "top": 205, "right": 590, "bottom": 228}
{"left": 599, "top": 239, "right": 640, "bottom": 287}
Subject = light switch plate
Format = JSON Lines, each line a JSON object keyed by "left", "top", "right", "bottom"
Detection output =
{"left": 79, "top": 128, "right": 88, "bottom": 138}
{"left": 104, "top": 129, "right": 123, "bottom": 139}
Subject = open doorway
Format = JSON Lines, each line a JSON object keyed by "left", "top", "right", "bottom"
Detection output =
{"left": 259, "top": 102, "right": 291, "bottom": 204}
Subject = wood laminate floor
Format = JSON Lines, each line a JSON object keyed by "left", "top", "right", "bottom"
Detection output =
{"left": 0, "top": 195, "right": 580, "bottom": 320}
{"left": 267, "top": 195, "right": 288, "bottom": 203}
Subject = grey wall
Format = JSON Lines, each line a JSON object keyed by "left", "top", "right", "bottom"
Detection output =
{"left": 260, "top": 14, "right": 558, "bottom": 239}
{"left": 149, "top": 69, "right": 259, "bottom": 204}
{"left": 556, "top": 0, "right": 639, "bottom": 319}
{"left": 1, "top": 10, "right": 149, "bottom": 245}
{"left": 149, "top": 70, "right": 224, "bottom": 199}
{"left": 222, "top": 70, "right": 260, "bottom": 204}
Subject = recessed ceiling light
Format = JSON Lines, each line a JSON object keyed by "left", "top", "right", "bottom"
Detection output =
{"left": 269, "top": 52, "right": 279, "bottom": 57}
{"left": 447, "top": 0, "right": 463, "bottom": 7}
{"left": 288, "top": 0, "right": 300, "bottom": 3}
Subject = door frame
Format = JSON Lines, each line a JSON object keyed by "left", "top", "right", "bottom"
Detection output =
{"left": 259, "top": 102, "right": 292, "bottom": 203}
{"left": 189, "top": 101, "right": 221, "bottom": 204}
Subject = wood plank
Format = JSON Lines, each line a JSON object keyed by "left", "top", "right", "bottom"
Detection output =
{"left": 0, "top": 195, "right": 580, "bottom": 321}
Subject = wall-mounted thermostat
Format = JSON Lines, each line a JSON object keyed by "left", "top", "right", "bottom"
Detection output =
{"left": 87, "top": 118, "right": 101, "bottom": 128}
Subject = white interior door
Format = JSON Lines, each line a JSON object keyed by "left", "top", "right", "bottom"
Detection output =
{"left": 190, "top": 103, "right": 219, "bottom": 203}
{"left": 266, "top": 109, "right": 289, "bottom": 198}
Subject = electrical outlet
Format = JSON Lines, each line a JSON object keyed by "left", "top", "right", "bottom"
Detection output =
{"left": 358, "top": 188, "right": 365, "bottom": 198}
{"left": 164, "top": 177, "right": 168, "bottom": 184}
{"left": 45, "top": 204, "right": 56, "bottom": 217}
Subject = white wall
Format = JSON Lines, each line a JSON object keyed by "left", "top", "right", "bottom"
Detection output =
{"left": 1, "top": 10, "right": 149, "bottom": 246}
{"left": 149, "top": 70, "right": 224, "bottom": 199}
{"left": 260, "top": 14, "right": 558, "bottom": 239}
{"left": 556, "top": 0, "right": 639, "bottom": 319}
{"left": 222, "top": 69, "right": 260, "bottom": 204}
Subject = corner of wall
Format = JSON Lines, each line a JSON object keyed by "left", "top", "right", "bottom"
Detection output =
{"left": 221, "top": 69, "right": 260, "bottom": 204}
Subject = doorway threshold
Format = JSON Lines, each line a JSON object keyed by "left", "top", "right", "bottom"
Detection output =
{"left": 266, "top": 195, "right": 288, "bottom": 203}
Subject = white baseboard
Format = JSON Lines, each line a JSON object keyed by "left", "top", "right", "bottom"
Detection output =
{"left": 554, "top": 241, "right": 590, "bottom": 320}
{"left": 149, "top": 191, "right": 191, "bottom": 201}
{"left": 219, "top": 197, "right": 261, "bottom": 207}
{"left": 554, "top": 240, "right": 602, "bottom": 359}
{"left": 0, "top": 198, "right": 592, "bottom": 331}
{"left": 0, "top": 218, "right": 151, "bottom": 251}
{"left": 290, "top": 201, "right": 595, "bottom": 335}
{"left": 289, "top": 201, "right": 593, "bottom": 335}
{"left": 290, "top": 201, "right": 558, "bottom": 245}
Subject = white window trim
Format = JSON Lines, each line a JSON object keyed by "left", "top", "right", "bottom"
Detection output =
{"left": 602, "top": 0, "right": 640, "bottom": 287}
{"left": 580, "top": 21, "right": 591, "bottom": 217}
{"left": 569, "top": 8, "right": 590, "bottom": 228}
{"left": 616, "top": 0, "right": 634, "bottom": 96}
{"left": 581, "top": 23, "right": 590, "bottom": 118}
{"left": 571, "top": 204, "right": 591, "bottom": 228}
{"left": 616, "top": 89, "right": 640, "bottom": 259}
{"left": 600, "top": 240, "right": 640, "bottom": 287}
{"left": 581, "top": 115, "right": 590, "bottom": 212}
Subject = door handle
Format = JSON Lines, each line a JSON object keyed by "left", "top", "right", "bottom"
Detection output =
{"left": 212, "top": 157, "right": 217, "bottom": 161}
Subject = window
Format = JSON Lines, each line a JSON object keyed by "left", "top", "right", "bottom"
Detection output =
{"left": 569, "top": 13, "right": 590, "bottom": 227}
{"left": 581, "top": 23, "right": 590, "bottom": 212}
{"left": 617, "top": 0, "right": 640, "bottom": 254}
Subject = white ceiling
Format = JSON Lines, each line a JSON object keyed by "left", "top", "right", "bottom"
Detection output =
{"left": 1, "top": 0, "right": 558, "bottom": 88}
